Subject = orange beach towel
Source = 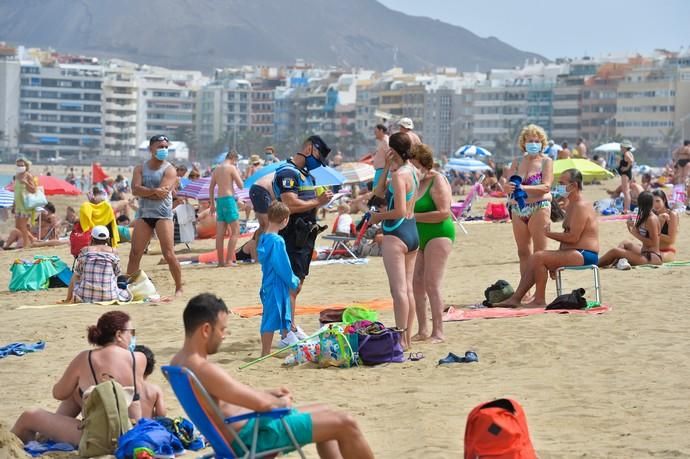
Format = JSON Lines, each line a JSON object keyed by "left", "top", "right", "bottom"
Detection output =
{"left": 231, "top": 298, "right": 393, "bottom": 318}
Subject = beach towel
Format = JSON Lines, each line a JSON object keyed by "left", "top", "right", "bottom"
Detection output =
{"left": 24, "top": 440, "right": 75, "bottom": 457}
{"left": 442, "top": 304, "right": 611, "bottom": 322}
{"left": 311, "top": 258, "right": 369, "bottom": 266}
{"left": 0, "top": 340, "right": 45, "bottom": 359}
{"left": 637, "top": 260, "right": 690, "bottom": 269}
{"left": 231, "top": 298, "right": 393, "bottom": 319}
{"left": 115, "top": 418, "right": 185, "bottom": 459}
{"left": 17, "top": 299, "right": 152, "bottom": 310}
{"left": 79, "top": 200, "right": 119, "bottom": 246}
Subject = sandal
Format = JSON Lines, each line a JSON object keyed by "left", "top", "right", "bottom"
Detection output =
{"left": 408, "top": 352, "right": 425, "bottom": 361}
{"left": 437, "top": 351, "right": 478, "bottom": 365}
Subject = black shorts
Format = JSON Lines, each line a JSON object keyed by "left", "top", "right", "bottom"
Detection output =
{"left": 280, "top": 223, "right": 316, "bottom": 280}
{"left": 249, "top": 184, "right": 272, "bottom": 214}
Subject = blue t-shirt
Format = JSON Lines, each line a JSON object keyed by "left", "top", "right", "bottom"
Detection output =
{"left": 272, "top": 161, "right": 317, "bottom": 223}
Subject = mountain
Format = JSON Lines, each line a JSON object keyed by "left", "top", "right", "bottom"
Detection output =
{"left": 0, "top": 0, "right": 542, "bottom": 72}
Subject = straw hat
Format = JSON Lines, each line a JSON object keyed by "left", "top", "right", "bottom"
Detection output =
{"left": 249, "top": 154, "right": 263, "bottom": 165}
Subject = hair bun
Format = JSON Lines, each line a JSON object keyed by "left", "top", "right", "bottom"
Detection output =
{"left": 86, "top": 325, "right": 101, "bottom": 344}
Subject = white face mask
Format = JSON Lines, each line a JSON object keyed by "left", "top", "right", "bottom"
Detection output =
{"left": 16, "top": 166, "right": 26, "bottom": 174}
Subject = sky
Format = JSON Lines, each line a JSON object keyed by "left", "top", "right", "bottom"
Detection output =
{"left": 378, "top": 0, "right": 689, "bottom": 60}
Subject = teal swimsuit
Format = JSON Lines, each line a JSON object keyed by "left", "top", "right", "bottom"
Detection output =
{"left": 382, "top": 166, "right": 419, "bottom": 252}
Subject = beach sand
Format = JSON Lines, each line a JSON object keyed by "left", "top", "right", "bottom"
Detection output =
{"left": 0, "top": 176, "right": 689, "bottom": 458}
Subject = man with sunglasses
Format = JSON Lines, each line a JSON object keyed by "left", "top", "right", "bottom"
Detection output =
{"left": 271, "top": 136, "right": 332, "bottom": 340}
{"left": 127, "top": 134, "right": 183, "bottom": 296}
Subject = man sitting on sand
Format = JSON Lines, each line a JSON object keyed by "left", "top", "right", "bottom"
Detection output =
{"left": 170, "top": 293, "right": 374, "bottom": 458}
{"left": 496, "top": 169, "right": 599, "bottom": 307}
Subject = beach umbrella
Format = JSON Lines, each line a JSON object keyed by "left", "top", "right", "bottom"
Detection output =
{"left": 337, "top": 162, "right": 376, "bottom": 184}
{"left": 444, "top": 158, "right": 493, "bottom": 173}
{"left": 358, "top": 153, "right": 375, "bottom": 165}
{"left": 594, "top": 142, "right": 635, "bottom": 153}
{"left": 176, "top": 177, "right": 249, "bottom": 201}
{"left": 553, "top": 158, "right": 614, "bottom": 183}
{"left": 0, "top": 189, "right": 14, "bottom": 208}
{"left": 6, "top": 175, "right": 81, "bottom": 196}
{"left": 244, "top": 161, "right": 346, "bottom": 188}
{"left": 453, "top": 145, "right": 492, "bottom": 158}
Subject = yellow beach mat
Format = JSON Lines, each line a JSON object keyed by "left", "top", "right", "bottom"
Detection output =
{"left": 231, "top": 298, "right": 393, "bottom": 318}
{"left": 17, "top": 299, "right": 156, "bottom": 310}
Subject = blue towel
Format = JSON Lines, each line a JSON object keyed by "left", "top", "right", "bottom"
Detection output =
{"left": 0, "top": 341, "right": 46, "bottom": 359}
{"left": 24, "top": 440, "right": 75, "bottom": 457}
{"left": 116, "top": 418, "right": 185, "bottom": 459}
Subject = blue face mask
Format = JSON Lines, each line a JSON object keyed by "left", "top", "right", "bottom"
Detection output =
{"left": 305, "top": 155, "right": 322, "bottom": 171}
{"left": 128, "top": 336, "right": 137, "bottom": 352}
{"left": 552, "top": 184, "right": 570, "bottom": 198}
{"left": 525, "top": 142, "right": 542, "bottom": 155}
{"left": 155, "top": 148, "right": 169, "bottom": 161}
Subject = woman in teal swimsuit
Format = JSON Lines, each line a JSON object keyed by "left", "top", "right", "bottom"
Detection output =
{"left": 409, "top": 144, "right": 454, "bottom": 343}
{"left": 370, "top": 132, "right": 419, "bottom": 350}
{"left": 500, "top": 124, "right": 554, "bottom": 294}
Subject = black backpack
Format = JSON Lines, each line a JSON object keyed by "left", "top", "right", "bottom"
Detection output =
{"left": 546, "top": 288, "right": 587, "bottom": 310}
{"left": 483, "top": 280, "right": 514, "bottom": 306}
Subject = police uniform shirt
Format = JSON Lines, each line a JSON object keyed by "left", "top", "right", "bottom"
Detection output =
{"left": 273, "top": 161, "right": 317, "bottom": 223}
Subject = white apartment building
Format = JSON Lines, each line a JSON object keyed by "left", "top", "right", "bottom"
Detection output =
{"left": 102, "top": 64, "right": 138, "bottom": 156}
{"left": 19, "top": 62, "right": 103, "bottom": 161}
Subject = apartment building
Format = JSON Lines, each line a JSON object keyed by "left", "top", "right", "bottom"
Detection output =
{"left": 423, "top": 86, "right": 455, "bottom": 157}
{"left": 19, "top": 62, "right": 104, "bottom": 161}
{"left": 102, "top": 64, "right": 138, "bottom": 156}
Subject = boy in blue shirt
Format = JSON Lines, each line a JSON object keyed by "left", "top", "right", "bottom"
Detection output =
{"left": 258, "top": 201, "right": 301, "bottom": 356}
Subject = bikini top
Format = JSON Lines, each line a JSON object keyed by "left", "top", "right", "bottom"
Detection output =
{"left": 638, "top": 224, "right": 649, "bottom": 239}
{"left": 79, "top": 349, "right": 139, "bottom": 402}
{"left": 517, "top": 157, "right": 547, "bottom": 186}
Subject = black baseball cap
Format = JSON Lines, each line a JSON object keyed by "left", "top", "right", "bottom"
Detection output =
{"left": 149, "top": 134, "right": 169, "bottom": 145}
{"left": 306, "top": 135, "right": 331, "bottom": 164}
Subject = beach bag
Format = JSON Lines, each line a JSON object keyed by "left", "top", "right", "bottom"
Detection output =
{"left": 70, "top": 222, "right": 92, "bottom": 258}
{"left": 115, "top": 418, "right": 184, "bottom": 459}
{"left": 357, "top": 322, "right": 404, "bottom": 365}
{"left": 127, "top": 270, "right": 157, "bottom": 301}
{"left": 79, "top": 380, "right": 133, "bottom": 458}
{"left": 318, "top": 325, "right": 356, "bottom": 368}
{"left": 483, "top": 280, "right": 514, "bottom": 307}
{"left": 546, "top": 288, "right": 587, "bottom": 310}
{"left": 23, "top": 186, "right": 48, "bottom": 209}
{"left": 484, "top": 202, "right": 509, "bottom": 221}
{"left": 464, "top": 398, "right": 536, "bottom": 459}
{"left": 153, "top": 416, "right": 204, "bottom": 451}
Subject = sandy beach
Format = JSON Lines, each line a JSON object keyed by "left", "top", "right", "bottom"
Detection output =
{"left": 0, "top": 175, "right": 689, "bottom": 458}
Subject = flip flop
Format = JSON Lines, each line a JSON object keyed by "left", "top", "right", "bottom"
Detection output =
{"left": 408, "top": 352, "right": 425, "bottom": 361}
{"left": 437, "top": 351, "right": 479, "bottom": 365}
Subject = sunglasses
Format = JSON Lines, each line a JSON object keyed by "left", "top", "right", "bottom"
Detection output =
{"left": 150, "top": 135, "right": 169, "bottom": 143}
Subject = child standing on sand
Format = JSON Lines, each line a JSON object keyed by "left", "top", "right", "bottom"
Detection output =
{"left": 257, "top": 201, "right": 301, "bottom": 356}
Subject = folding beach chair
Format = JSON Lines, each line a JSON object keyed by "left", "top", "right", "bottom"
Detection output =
{"left": 321, "top": 214, "right": 360, "bottom": 260}
{"left": 450, "top": 177, "right": 484, "bottom": 235}
{"left": 161, "top": 365, "right": 306, "bottom": 459}
{"left": 555, "top": 265, "right": 602, "bottom": 305}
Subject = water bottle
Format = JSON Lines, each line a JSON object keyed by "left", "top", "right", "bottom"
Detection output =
{"left": 614, "top": 197, "right": 624, "bottom": 213}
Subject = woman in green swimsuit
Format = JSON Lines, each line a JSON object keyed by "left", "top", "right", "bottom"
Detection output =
{"left": 13, "top": 158, "right": 38, "bottom": 249}
{"left": 409, "top": 144, "right": 455, "bottom": 343}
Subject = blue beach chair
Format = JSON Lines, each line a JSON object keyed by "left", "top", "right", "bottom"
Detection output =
{"left": 161, "top": 366, "right": 306, "bottom": 459}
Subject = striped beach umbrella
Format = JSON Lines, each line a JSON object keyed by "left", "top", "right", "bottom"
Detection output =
{"left": 453, "top": 145, "right": 493, "bottom": 158}
{"left": 0, "top": 189, "right": 14, "bottom": 208}
{"left": 177, "top": 177, "right": 249, "bottom": 201}
{"left": 337, "top": 162, "right": 376, "bottom": 184}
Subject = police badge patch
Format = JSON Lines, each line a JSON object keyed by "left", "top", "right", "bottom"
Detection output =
{"left": 282, "top": 177, "right": 296, "bottom": 188}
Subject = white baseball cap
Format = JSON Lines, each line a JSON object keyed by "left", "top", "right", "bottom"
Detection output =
{"left": 91, "top": 225, "right": 110, "bottom": 241}
{"left": 398, "top": 117, "right": 414, "bottom": 129}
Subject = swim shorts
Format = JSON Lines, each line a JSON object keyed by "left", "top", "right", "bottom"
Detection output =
{"left": 215, "top": 195, "right": 239, "bottom": 223}
{"left": 231, "top": 409, "right": 312, "bottom": 454}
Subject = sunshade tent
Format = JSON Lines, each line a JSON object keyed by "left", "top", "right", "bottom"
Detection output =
{"left": 176, "top": 177, "right": 249, "bottom": 201}
{"left": 453, "top": 145, "right": 492, "bottom": 157}
{"left": 553, "top": 158, "right": 614, "bottom": 183}
{"left": 6, "top": 175, "right": 81, "bottom": 195}
{"left": 337, "top": 162, "right": 375, "bottom": 184}
{"left": 594, "top": 142, "right": 636, "bottom": 153}
{"left": 444, "top": 158, "right": 493, "bottom": 173}
{"left": 244, "top": 161, "right": 346, "bottom": 188}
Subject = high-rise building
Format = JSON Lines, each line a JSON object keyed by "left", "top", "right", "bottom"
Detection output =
{"left": 19, "top": 61, "right": 104, "bottom": 161}
{"left": 102, "top": 64, "right": 138, "bottom": 156}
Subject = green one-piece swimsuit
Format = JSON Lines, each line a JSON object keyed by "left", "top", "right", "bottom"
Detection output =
{"left": 414, "top": 177, "right": 456, "bottom": 250}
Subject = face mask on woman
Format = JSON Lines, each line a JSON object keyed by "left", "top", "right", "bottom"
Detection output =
{"left": 525, "top": 142, "right": 542, "bottom": 155}
{"left": 16, "top": 166, "right": 26, "bottom": 174}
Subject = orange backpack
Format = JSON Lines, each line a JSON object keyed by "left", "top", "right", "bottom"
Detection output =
{"left": 464, "top": 398, "right": 536, "bottom": 459}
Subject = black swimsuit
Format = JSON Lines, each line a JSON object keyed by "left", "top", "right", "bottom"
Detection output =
{"left": 618, "top": 159, "right": 632, "bottom": 179}
{"left": 79, "top": 349, "right": 140, "bottom": 401}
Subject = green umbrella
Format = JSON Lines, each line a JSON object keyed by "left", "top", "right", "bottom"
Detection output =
{"left": 553, "top": 158, "right": 614, "bottom": 183}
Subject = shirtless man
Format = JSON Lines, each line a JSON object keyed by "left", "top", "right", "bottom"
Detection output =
{"left": 373, "top": 124, "right": 389, "bottom": 188}
{"left": 672, "top": 140, "right": 690, "bottom": 186}
{"left": 170, "top": 294, "right": 374, "bottom": 459}
{"left": 496, "top": 169, "right": 599, "bottom": 307}
{"left": 209, "top": 152, "right": 244, "bottom": 267}
{"left": 248, "top": 173, "right": 276, "bottom": 234}
{"left": 558, "top": 141, "right": 571, "bottom": 159}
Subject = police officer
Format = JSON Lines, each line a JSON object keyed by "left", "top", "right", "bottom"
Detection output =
{"left": 272, "top": 135, "right": 333, "bottom": 328}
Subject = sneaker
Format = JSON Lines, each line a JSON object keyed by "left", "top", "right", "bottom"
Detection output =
{"left": 278, "top": 331, "right": 299, "bottom": 348}
{"left": 616, "top": 258, "right": 632, "bottom": 270}
{"left": 294, "top": 326, "right": 309, "bottom": 340}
